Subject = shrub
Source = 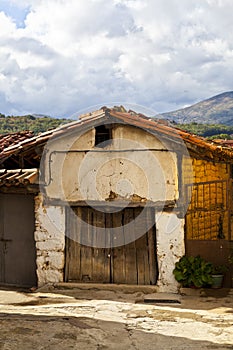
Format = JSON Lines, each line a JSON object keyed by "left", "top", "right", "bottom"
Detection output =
{"left": 173, "top": 255, "right": 213, "bottom": 288}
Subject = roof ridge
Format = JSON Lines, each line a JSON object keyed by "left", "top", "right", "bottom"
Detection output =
{"left": 1, "top": 107, "right": 233, "bottom": 163}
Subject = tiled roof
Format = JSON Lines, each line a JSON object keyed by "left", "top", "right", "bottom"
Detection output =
{"left": 0, "top": 110, "right": 106, "bottom": 162}
{"left": 213, "top": 139, "right": 233, "bottom": 147}
{"left": 1, "top": 107, "right": 233, "bottom": 163}
{"left": 108, "top": 109, "right": 233, "bottom": 158}
{"left": 0, "top": 168, "right": 38, "bottom": 187}
{"left": 0, "top": 131, "right": 34, "bottom": 152}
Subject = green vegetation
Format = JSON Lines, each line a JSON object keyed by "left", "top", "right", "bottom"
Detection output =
{"left": 176, "top": 122, "right": 233, "bottom": 139}
{"left": 0, "top": 114, "right": 72, "bottom": 135}
{"left": 1, "top": 112, "right": 233, "bottom": 140}
{"left": 173, "top": 255, "right": 213, "bottom": 288}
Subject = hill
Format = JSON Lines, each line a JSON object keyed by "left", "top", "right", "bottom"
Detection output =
{"left": 157, "top": 92, "right": 233, "bottom": 125}
{"left": 0, "top": 114, "right": 71, "bottom": 135}
{"left": 175, "top": 123, "right": 233, "bottom": 139}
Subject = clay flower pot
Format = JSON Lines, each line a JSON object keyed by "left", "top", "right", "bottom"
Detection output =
{"left": 211, "top": 274, "right": 224, "bottom": 289}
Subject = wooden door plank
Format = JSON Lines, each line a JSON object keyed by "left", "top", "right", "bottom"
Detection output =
{"left": 147, "top": 209, "right": 157, "bottom": 285}
{"left": 80, "top": 207, "right": 93, "bottom": 282}
{"left": 65, "top": 207, "right": 82, "bottom": 282}
{"left": 92, "top": 209, "right": 109, "bottom": 283}
{"left": 112, "top": 210, "right": 126, "bottom": 284}
{"left": 144, "top": 233, "right": 150, "bottom": 285}
{"left": 135, "top": 235, "right": 146, "bottom": 284}
{"left": 134, "top": 207, "right": 150, "bottom": 285}
{"left": 105, "top": 212, "right": 112, "bottom": 282}
{"left": 124, "top": 208, "right": 137, "bottom": 284}
{"left": 65, "top": 208, "right": 72, "bottom": 281}
{"left": 73, "top": 207, "right": 82, "bottom": 281}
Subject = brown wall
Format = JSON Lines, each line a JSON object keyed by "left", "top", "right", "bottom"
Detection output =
{"left": 186, "top": 239, "right": 232, "bottom": 287}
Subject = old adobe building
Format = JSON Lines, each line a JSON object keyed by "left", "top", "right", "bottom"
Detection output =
{"left": 0, "top": 107, "right": 233, "bottom": 290}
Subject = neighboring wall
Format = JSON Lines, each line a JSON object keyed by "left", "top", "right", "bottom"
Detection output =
{"left": 184, "top": 157, "right": 230, "bottom": 241}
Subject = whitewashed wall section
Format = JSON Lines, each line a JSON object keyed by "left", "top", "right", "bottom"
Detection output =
{"left": 35, "top": 194, "right": 65, "bottom": 286}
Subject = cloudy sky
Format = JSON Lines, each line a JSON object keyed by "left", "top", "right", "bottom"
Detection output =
{"left": 0, "top": 0, "right": 233, "bottom": 118}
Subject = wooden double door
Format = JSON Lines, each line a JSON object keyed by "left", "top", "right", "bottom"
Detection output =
{"left": 65, "top": 206, "right": 158, "bottom": 285}
{"left": 0, "top": 193, "right": 37, "bottom": 287}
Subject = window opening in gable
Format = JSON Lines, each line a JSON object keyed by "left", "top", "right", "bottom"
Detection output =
{"left": 95, "top": 125, "right": 112, "bottom": 147}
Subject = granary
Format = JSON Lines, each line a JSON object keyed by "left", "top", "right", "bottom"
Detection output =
{"left": 0, "top": 107, "right": 233, "bottom": 290}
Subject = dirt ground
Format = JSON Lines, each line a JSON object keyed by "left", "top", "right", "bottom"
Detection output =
{"left": 0, "top": 285, "right": 233, "bottom": 350}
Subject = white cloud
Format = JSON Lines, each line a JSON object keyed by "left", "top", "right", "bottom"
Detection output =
{"left": 0, "top": 11, "right": 16, "bottom": 36}
{"left": 0, "top": 0, "right": 233, "bottom": 117}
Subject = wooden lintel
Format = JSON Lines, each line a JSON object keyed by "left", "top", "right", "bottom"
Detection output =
{"left": 0, "top": 184, "right": 39, "bottom": 194}
{"left": 42, "top": 197, "right": 178, "bottom": 209}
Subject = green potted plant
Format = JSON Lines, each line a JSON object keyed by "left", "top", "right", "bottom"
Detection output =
{"left": 173, "top": 255, "right": 213, "bottom": 288}
{"left": 211, "top": 264, "right": 228, "bottom": 289}
{"left": 211, "top": 249, "right": 233, "bottom": 288}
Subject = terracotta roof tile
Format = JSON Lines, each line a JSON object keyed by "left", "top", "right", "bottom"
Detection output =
{"left": 0, "top": 131, "right": 34, "bottom": 152}
{"left": 213, "top": 139, "right": 233, "bottom": 147}
{"left": 0, "top": 168, "right": 38, "bottom": 186}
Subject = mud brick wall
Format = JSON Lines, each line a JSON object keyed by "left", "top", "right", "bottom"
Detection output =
{"left": 183, "top": 157, "right": 230, "bottom": 240}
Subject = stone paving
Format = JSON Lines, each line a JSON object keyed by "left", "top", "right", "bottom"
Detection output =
{"left": 0, "top": 286, "right": 233, "bottom": 349}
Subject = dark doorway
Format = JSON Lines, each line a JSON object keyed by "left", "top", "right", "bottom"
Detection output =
{"left": 0, "top": 193, "right": 37, "bottom": 287}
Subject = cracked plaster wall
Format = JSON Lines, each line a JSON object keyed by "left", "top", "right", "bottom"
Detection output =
{"left": 156, "top": 212, "right": 185, "bottom": 292}
{"left": 43, "top": 125, "right": 178, "bottom": 203}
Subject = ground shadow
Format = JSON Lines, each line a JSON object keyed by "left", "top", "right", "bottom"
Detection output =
{"left": 0, "top": 311, "right": 232, "bottom": 350}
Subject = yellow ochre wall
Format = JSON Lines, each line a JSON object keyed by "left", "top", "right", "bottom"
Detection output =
{"left": 183, "top": 156, "right": 231, "bottom": 240}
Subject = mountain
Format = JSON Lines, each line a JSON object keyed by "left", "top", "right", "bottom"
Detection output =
{"left": 157, "top": 92, "right": 233, "bottom": 125}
